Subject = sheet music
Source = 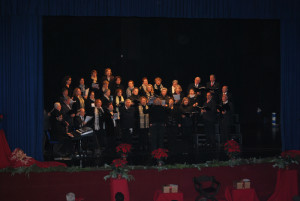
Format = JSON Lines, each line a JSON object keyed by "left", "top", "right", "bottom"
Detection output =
{"left": 84, "top": 116, "right": 93, "bottom": 123}
{"left": 173, "top": 94, "right": 180, "bottom": 101}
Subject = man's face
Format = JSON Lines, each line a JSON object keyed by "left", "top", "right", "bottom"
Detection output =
{"left": 79, "top": 109, "right": 85, "bottom": 116}
{"left": 96, "top": 101, "right": 102, "bottom": 108}
{"left": 125, "top": 101, "right": 131, "bottom": 108}
{"left": 65, "top": 99, "right": 70, "bottom": 105}
{"left": 116, "top": 78, "right": 121, "bottom": 85}
{"left": 63, "top": 90, "right": 68, "bottom": 97}
{"left": 222, "top": 86, "right": 228, "bottom": 93}
{"left": 105, "top": 90, "right": 111, "bottom": 97}
{"left": 106, "top": 69, "right": 111, "bottom": 76}
{"left": 195, "top": 77, "right": 200, "bottom": 84}
{"left": 90, "top": 92, "right": 95, "bottom": 99}
{"left": 57, "top": 105, "right": 62, "bottom": 111}
{"left": 222, "top": 95, "right": 228, "bottom": 102}
{"left": 80, "top": 79, "right": 84, "bottom": 85}
{"left": 140, "top": 98, "right": 147, "bottom": 105}
{"left": 210, "top": 75, "right": 215, "bottom": 82}
{"left": 207, "top": 93, "right": 212, "bottom": 100}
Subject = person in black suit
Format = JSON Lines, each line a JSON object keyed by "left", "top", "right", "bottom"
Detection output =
{"left": 87, "top": 99, "right": 107, "bottom": 149}
{"left": 218, "top": 94, "right": 234, "bottom": 143}
{"left": 59, "top": 88, "right": 69, "bottom": 104}
{"left": 159, "top": 88, "right": 170, "bottom": 106}
{"left": 173, "top": 85, "right": 184, "bottom": 108}
{"left": 113, "top": 89, "right": 125, "bottom": 114}
{"left": 137, "top": 97, "right": 150, "bottom": 151}
{"left": 206, "top": 74, "right": 220, "bottom": 95}
{"left": 60, "top": 96, "right": 75, "bottom": 127}
{"left": 154, "top": 77, "right": 164, "bottom": 97}
{"left": 101, "top": 89, "right": 112, "bottom": 108}
{"left": 105, "top": 103, "right": 119, "bottom": 152}
{"left": 119, "top": 99, "right": 137, "bottom": 144}
{"left": 111, "top": 76, "right": 125, "bottom": 96}
{"left": 179, "top": 97, "right": 194, "bottom": 152}
{"left": 166, "top": 98, "right": 181, "bottom": 154}
{"left": 62, "top": 76, "right": 72, "bottom": 98}
{"left": 86, "top": 70, "right": 100, "bottom": 99}
{"left": 72, "top": 88, "right": 85, "bottom": 115}
{"left": 139, "top": 77, "right": 149, "bottom": 97}
{"left": 143, "top": 98, "right": 168, "bottom": 150}
{"left": 73, "top": 108, "right": 87, "bottom": 130}
{"left": 188, "top": 77, "right": 203, "bottom": 95}
{"left": 50, "top": 103, "right": 74, "bottom": 156}
{"left": 168, "top": 80, "right": 179, "bottom": 96}
{"left": 219, "top": 85, "right": 233, "bottom": 103}
{"left": 101, "top": 68, "right": 114, "bottom": 86}
{"left": 85, "top": 91, "right": 96, "bottom": 116}
{"left": 126, "top": 80, "right": 135, "bottom": 98}
{"left": 129, "top": 87, "right": 140, "bottom": 107}
{"left": 100, "top": 80, "right": 110, "bottom": 98}
{"left": 201, "top": 92, "right": 217, "bottom": 147}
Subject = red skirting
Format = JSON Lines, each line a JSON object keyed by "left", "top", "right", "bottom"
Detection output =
{"left": 0, "top": 164, "right": 299, "bottom": 201}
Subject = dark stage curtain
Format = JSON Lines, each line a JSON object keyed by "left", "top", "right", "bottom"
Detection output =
{"left": 0, "top": 16, "right": 44, "bottom": 160}
{"left": 0, "top": 0, "right": 299, "bottom": 159}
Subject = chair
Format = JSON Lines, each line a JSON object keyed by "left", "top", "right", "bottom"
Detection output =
{"left": 45, "top": 130, "right": 60, "bottom": 158}
{"left": 193, "top": 176, "right": 220, "bottom": 201}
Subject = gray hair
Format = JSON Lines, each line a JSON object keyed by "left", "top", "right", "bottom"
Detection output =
{"left": 66, "top": 192, "right": 75, "bottom": 201}
{"left": 54, "top": 102, "right": 61, "bottom": 109}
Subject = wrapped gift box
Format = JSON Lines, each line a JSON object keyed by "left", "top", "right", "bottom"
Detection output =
{"left": 162, "top": 184, "right": 179, "bottom": 193}
{"left": 234, "top": 179, "right": 251, "bottom": 189}
{"left": 169, "top": 184, "right": 178, "bottom": 193}
{"left": 162, "top": 185, "right": 171, "bottom": 193}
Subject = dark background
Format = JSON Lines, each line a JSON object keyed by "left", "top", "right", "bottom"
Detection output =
{"left": 43, "top": 17, "right": 280, "bottom": 125}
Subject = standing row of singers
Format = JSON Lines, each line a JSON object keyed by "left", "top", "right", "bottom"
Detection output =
{"left": 49, "top": 68, "right": 234, "bottom": 156}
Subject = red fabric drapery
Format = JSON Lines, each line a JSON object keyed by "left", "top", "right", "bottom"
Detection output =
{"left": 0, "top": 129, "right": 12, "bottom": 168}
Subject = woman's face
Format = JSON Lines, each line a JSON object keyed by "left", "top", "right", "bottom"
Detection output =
{"left": 63, "top": 90, "right": 68, "bottom": 97}
{"left": 117, "top": 91, "right": 122, "bottom": 97}
{"left": 106, "top": 69, "right": 112, "bottom": 76}
{"left": 184, "top": 99, "right": 189, "bottom": 105}
{"left": 128, "top": 82, "right": 134, "bottom": 88}
{"left": 92, "top": 71, "right": 97, "bottom": 77}
{"left": 155, "top": 80, "right": 161, "bottom": 85}
{"left": 146, "top": 86, "right": 152, "bottom": 92}
{"left": 108, "top": 104, "right": 113, "bottom": 111}
{"left": 116, "top": 78, "right": 121, "bottom": 85}
{"left": 189, "top": 89, "right": 195, "bottom": 95}
{"left": 90, "top": 92, "right": 95, "bottom": 99}
{"left": 143, "top": 79, "right": 148, "bottom": 85}
{"left": 161, "top": 90, "right": 167, "bottom": 96}
{"left": 67, "top": 78, "right": 72, "bottom": 85}
{"left": 133, "top": 89, "right": 139, "bottom": 95}
{"left": 76, "top": 89, "right": 81, "bottom": 96}
{"left": 169, "top": 99, "right": 174, "bottom": 106}
{"left": 80, "top": 78, "right": 84, "bottom": 85}
{"left": 175, "top": 88, "right": 181, "bottom": 94}
{"left": 105, "top": 90, "right": 111, "bottom": 97}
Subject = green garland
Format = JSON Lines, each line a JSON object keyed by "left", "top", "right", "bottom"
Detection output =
{"left": 0, "top": 157, "right": 286, "bottom": 176}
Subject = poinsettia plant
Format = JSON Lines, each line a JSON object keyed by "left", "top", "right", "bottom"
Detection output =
{"left": 104, "top": 158, "right": 134, "bottom": 181}
{"left": 224, "top": 139, "right": 241, "bottom": 159}
{"left": 273, "top": 150, "right": 300, "bottom": 169}
{"left": 151, "top": 148, "right": 168, "bottom": 160}
{"left": 116, "top": 143, "right": 132, "bottom": 158}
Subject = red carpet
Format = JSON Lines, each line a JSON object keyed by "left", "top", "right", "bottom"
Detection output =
{"left": 1, "top": 163, "right": 299, "bottom": 201}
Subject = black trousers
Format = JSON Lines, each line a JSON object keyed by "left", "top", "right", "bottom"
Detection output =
{"left": 204, "top": 119, "right": 215, "bottom": 145}
{"left": 94, "top": 129, "right": 107, "bottom": 149}
{"left": 166, "top": 125, "right": 178, "bottom": 154}
{"left": 121, "top": 128, "right": 133, "bottom": 144}
{"left": 149, "top": 124, "right": 165, "bottom": 150}
{"left": 220, "top": 118, "right": 231, "bottom": 143}
{"left": 138, "top": 128, "right": 149, "bottom": 151}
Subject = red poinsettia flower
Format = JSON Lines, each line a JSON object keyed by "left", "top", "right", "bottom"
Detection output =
{"left": 116, "top": 144, "right": 132, "bottom": 154}
{"left": 112, "top": 158, "right": 128, "bottom": 168}
{"left": 281, "top": 150, "right": 300, "bottom": 159}
{"left": 151, "top": 148, "right": 169, "bottom": 159}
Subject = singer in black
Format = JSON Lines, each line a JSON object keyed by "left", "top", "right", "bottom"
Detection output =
{"left": 143, "top": 98, "right": 168, "bottom": 150}
{"left": 201, "top": 92, "right": 217, "bottom": 147}
{"left": 218, "top": 94, "right": 234, "bottom": 143}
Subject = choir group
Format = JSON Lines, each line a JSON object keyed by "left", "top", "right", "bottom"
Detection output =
{"left": 49, "top": 68, "right": 234, "bottom": 157}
